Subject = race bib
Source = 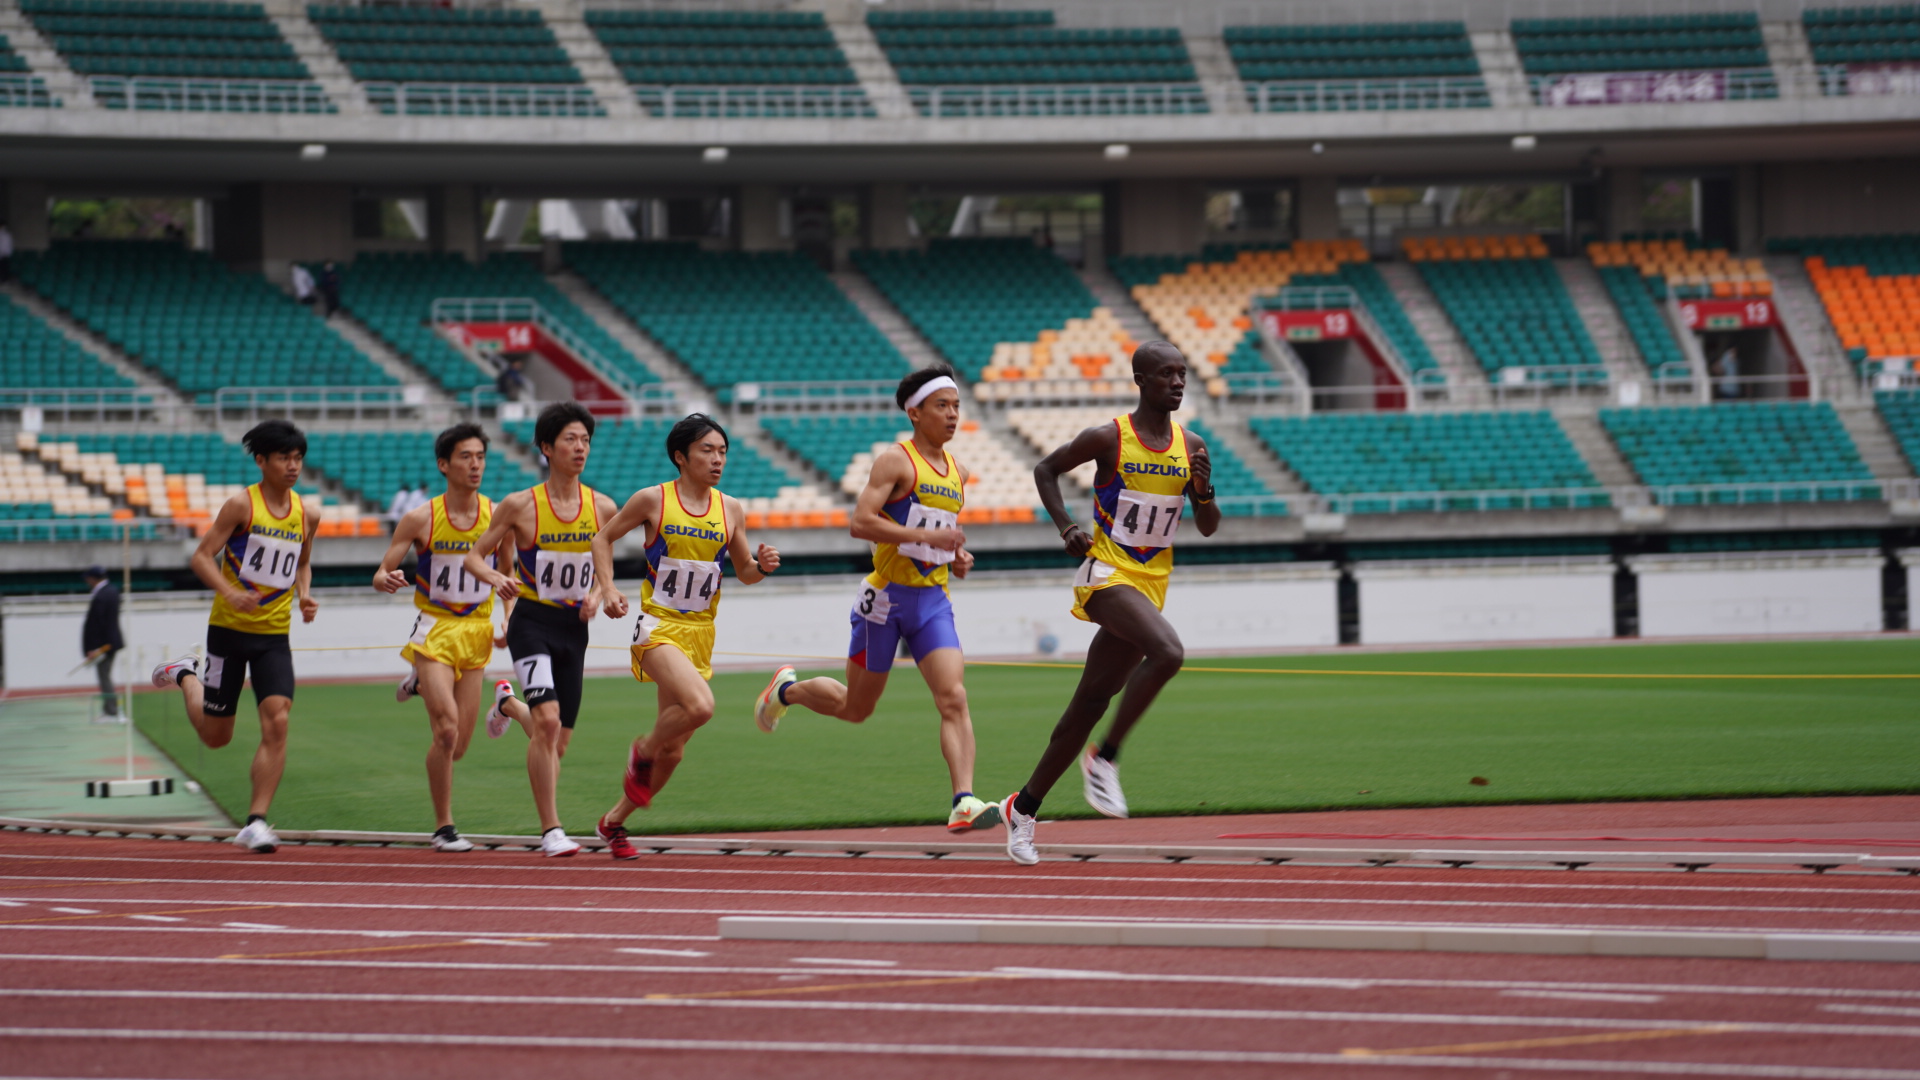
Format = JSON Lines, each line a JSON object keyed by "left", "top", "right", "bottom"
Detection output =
{"left": 650, "top": 556, "right": 721, "bottom": 613}
{"left": 409, "top": 612, "right": 435, "bottom": 646}
{"left": 897, "top": 504, "right": 959, "bottom": 565}
{"left": 238, "top": 531, "right": 300, "bottom": 590}
{"left": 533, "top": 550, "right": 593, "bottom": 603}
{"left": 1107, "top": 490, "right": 1183, "bottom": 549}
{"left": 852, "top": 579, "right": 894, "bottom": 625}
{"left": 427, "top": 554, "right": 491, "bottom": 607}
{"left": 1073, "top": 557, "right": 1116, "bottom": 590}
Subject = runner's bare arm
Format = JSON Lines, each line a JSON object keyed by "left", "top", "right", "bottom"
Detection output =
{"left": 1036, "top": 422, "right": 1119, "bottom": 558}
{"left": 295, "top": 495, "right": 319, "bottom": 623}
{"left": 1182, "top": 429, "right": 1221, "bottom": 536}
{"left": 372, "top": 503, "right": 432, "bottom": 593}
{"left": 589, "top": 486, "right": 661, "bottom": 620}
{"left": 464, "top": 490, "right": 528, "bottom": 599}
{"left": 491, "top": 533, "right": 516, "bottom": 645}
{"left": 724, "top": 494, "right": 778, "bottom": 585}
{"left": 189, "top": 490, "right": 258, "bottom": 613}
{"left": 851, "top": 444, "right": 964, "bottom": 552}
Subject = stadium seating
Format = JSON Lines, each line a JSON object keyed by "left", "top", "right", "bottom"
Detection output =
{"left": 1593, "top": 265, "right": 1690, "bottom": 376}
{"left": 1250, "top": 411, "right": 1601, "bottom": 511}
{"left": 340, "top": 252, "right": 655, "bottom": 397}
{"left": 1769, "top": 235, "right": 1920, "bottom": 368}
{"left": 1874, "top": 389, "right": 1920, "bottom": 471}
{"left": 1349, "top": 536, "right": 1611, "bottom": 561}
{"left": 305, "top": 430, "right": 540, "bottom": 516}
{"left": 1223, "top": 21, "right": 1481, "bottom": 82}
{"left": 0, "top": 34, "right": 55, "bottom": 108}
{"left": 764, "top": 415, "right": 1037, "bottom": 516}
{"left": 974, "top": 308, "right": 1150, "bottom": 400}
{"left": 1179, "top": 417, "right": 1280, "bottom": 514}
{"left": 1667, "top": 528, "right": 1881, "bottom": 553}
{"left": 1404, "top": 235, "right": 1604, "bottom": 380}
{"left": 14, "top": 242, "right": 393, "bottom": 404}
{"left": 3, "top": 436, "right": 115, "bottom": 519}
{"left": 586, "top": 9, "right": 855, "bottom": 86}
{"left": 0, "top": 293, "right": 134, "bottom": 390}
{"left": 24, "top": 0, "right": 327, "bottom": 112}
{"left": 564, "top": 243, "right": 904, "bottom": 397}
{"left": 1510, "top": 13, "right": 1769, "bottom": 74}
{"left": 1804, "top": 5, "right": 1920, "bottom": 66}
{"left": 1598, "top": 402, "right": 1875, "bottom": 501}
{"left": 1588, "top": 238, "right": 1772, "bottom": 300}
{"left": 1001, "top": 406, "right": 1279, "bottom": 514}
{"left": 308, "top": 4, "right": 579, "bottom": 85}
{"left": 853, "top": 238, "right": 1097, "bottom": 384}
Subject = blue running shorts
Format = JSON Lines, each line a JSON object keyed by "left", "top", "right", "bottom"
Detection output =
{"left": 848, "top": 579, "right": 962, "bottom": 674}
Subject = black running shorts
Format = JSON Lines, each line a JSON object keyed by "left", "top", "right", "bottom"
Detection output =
{"left": 201, "top": 625, "right": 295, "bottom": 717}
{"left": 505, "top": 601, "right": 589, "bottom": 729}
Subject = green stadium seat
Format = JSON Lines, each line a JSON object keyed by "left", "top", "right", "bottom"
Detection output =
{"left": 23, "top": 0, "right": 325, "bottom": 112}
{"left": 1600, "top": 402, "right": 1876, "bottom": 503}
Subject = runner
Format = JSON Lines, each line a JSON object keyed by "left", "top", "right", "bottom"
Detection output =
{"left": 372, "top": 422, "right": 515, "bottom": 853}
{"left": 586, "top": 413, "right": 781, "bottom": 860}
{"left": 463, "top": 402, "right": 619, "bottom": 857}
{"left": 751, "top": 365, "right": 1000, "bottom": 832}
{"left": 151, "top": 419, "right": 319, "bottom": 854}
{"left": 1000, "top": 341, "right": 1218, "bottom": 865}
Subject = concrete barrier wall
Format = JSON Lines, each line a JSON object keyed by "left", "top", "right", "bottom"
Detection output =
{"left": 1353, "top": 558, "right": 1616, "bottom": 645}
{"left": 1632, "top": 552, "right": 1886, "bottom": 638}
{"left": 1901, "top": 549, "right": 1919, "bottom": 632}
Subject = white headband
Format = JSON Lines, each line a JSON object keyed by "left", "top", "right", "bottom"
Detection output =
{"left": 903, "top": 375, "right": 958, "bottom": 411}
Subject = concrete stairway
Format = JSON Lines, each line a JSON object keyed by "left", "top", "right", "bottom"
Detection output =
{"left": 1556, "top": 411, "right": 1641, "bottom": 487}
{"left": 1204, "top": 413, "right": 1307, "bottom": 495}
{"left": 1183, "top": 34, "right": 1248, "bottom": 114}
{"left": 1375, "top": 262, "right": 1486, "bottom": 388}
{"left": 530, "top": 0, "right": 640, "bottom": 118}
{"left": 0, "top": 282, "right": 177, "bottom": 397}
{"left": 546, "top": 270, "right": 707, "bottom": 401}
{"left": 1555, "top": 258, "right": 1649, "bottom": 382}
{"left": 1469, "top": 29, "right": 1530, "bottom": 109}
{"left": 1836, "top": 403, "right": 1915, "bottom": 480}
{"left": 1766, "top": 254, "right": 1861, "bottom": 403}
{"left": 265, "top": 0, "right": 366, "bottom": 114}
{"left": 1764, "top": 19, "right": 1820, "bottom": 99}
{"left": 0, "top": 1, "right": 91, "bottom": 107}
{"left": 1077, "top": 264, "right": 1159, "bottom": 344}
{"left": 831, "top": 270, "right": 943, "bottom": 370}
{"left": 824, "top": 8, "right": 912, "bottom": 119}
{"left": 322, "top": 309, "right": 470, "bottom": 399}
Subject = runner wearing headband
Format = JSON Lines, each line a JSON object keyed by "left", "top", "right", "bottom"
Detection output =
{"left": 751, "top": 365, "right": 1001, "bottom": 833}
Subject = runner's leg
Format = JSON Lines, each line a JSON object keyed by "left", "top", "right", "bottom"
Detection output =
{"left": 604, "top": 645, "right": 712, "bottom": 826}
{"left": 1080, "top": 584, "right": 1185, "bottom": 753}
{"left": 451, "top": 667, "right": 484, "bottom": 762}
{"left": 784, "top": 660, "right": 889, "bottom": 723}
{"left": 178, "top": 671, "right": 234, "bottom": 748}
{"left": 521, "top": 701, "right": 565, "bottom": 832}
{"left": 249, "top": 694, "right": 289, "bottom": 818}
{"left": 1017, "top": 627, "right": 1142, "bottom": 805}
{"left": 915, "top": 648, "right": 974, "bottom": 796}
{"left": 416, "top": 658, "right": 462, "bottom": 830}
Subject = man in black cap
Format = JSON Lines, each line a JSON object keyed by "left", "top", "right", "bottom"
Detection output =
{"left": 82, "top": 566, "right": 125, "bottom": 724}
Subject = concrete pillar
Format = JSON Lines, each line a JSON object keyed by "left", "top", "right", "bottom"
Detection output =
{"left": 2, "top": 180, "right": 49, "bottom": 251}
{"left": 865, "top": 183, "right": 912, "bottom": 249}
{"left": 1605, "top": 166, "right": 1642, "bottom": 240}
{"left": 211, "top": 183, "right": 265, "bottom": 272}
{"left": 1295, "top": 175, "right": 1339, "bottom": 241}
{"left": 738, "top": 184, "right": 784, "bottom": 251}
{"left": 1734, "top": 164, "right": 1761, "bottom": 255}
{"left": 1107, "top": 179, "right": 1206, "bottom": 255}
{"left": 431, "top": 183, "right": 482, "bottom": 262}
{"left": 259, "top": 183, "right": 352, "bottom": 285}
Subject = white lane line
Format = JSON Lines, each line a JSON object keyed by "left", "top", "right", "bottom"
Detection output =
{"left": 790, "top": 957, "right": 896, "bottom": 967}
{"left": 123, "top": 915, "right": 185, "bottom": 924}
{"left": 0, "top": 1025, "right": 1915, "bottom": 1078}
{"left": 47, "top": 908, "right": 98, "bottom": 915}
{"left": 1, "top": 987, "right": 1917, "bottom": 1040}
{"left": 0, "top": 925, "right": 714, "bottom": 943}
{"left": 1502, "top": 990, "right": 1666, "bottom": 1004}
{"left": 221, "top": 923, "right": 285, "bottom": 930}
{"left": 0, "top": 900, "right": 24, "bottom": 907}
{"left": 1825, "top": 1005, "right": 1920, "bottom": 1018}
{"left": 5, "top": 952, "right": 1919, "bottom": 1004}
{"left": 616, "top": 948, "right": 712, "bottom": 958}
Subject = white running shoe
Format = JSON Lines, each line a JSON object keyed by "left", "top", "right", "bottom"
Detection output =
{"left": 486, "top": 680, "right": 516, "bottom": 739}
{"left": 947, "top": 795, "right": 1002, "bottom": 833}
{"left": 1080, "top": 746, "right": 1128, "bottom": 819}
{"left": 151, "top": 652, "right": 198, "bottom": 689}
{"left": 395, "top": 670, "right": 419, "bottom": 703}
{"left": 91, "top": 714, "right": 127, "bottom": 725}
{"left": 1001, "top": 792, "right": 1039, "bottom": 866}
{"left": 431, "top": 826, "right": 473, "bottom": 853}
{"left": 232, "top": 819, "right": 279, "bottom": 854}
{"left": 540, "top": 826, "right": 580, "bottom": 857}
{"left": 754, "top": 665, "right": 796, "bottom": 734}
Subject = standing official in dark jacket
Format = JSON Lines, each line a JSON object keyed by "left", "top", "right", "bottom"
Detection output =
{"left": 83, "top": 566, "right": 125, "bottom": 723}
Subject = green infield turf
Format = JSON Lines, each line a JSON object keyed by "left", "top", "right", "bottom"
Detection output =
{"left": 134, "top": 637, "right": 1920, "bottom": 835}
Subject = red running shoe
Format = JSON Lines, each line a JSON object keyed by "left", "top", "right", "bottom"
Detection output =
{"left": 623, "top": 747, "right": 654, "bottom": 809}
{"left": 597, "top": 816, "right": 638, "bottom": 861}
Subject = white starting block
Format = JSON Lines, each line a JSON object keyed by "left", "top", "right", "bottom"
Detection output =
{"left": 85, "top": 778, "right": 175, "bottom": 798}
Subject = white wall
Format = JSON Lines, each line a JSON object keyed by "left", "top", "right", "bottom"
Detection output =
{"left": 1355, "top": 558, "right": 1616, "bottom": 645}
{"left": 1632, "top": 552, "right": 1885, "bottom": 638}
{"left": 1901, "top": 549, "right": 1919, "bottom": 632}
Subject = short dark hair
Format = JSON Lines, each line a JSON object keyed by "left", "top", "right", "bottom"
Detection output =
{"left": 242, "top": 419, "right": 306, "bottom": 460}
{"left": 895, "top": 364, "right": 959, "bottom": 410}
{"left": 1131, "top": 340, "right": 1183, "bottom": 376}
{"left": 534, "top": 402, "right": 595, "bottom": 454}
{"left": 434, "top": 422, "right": 489, "bottom": 463}
{"left": 667, "top": 412, "right": 728, "bottom": 467}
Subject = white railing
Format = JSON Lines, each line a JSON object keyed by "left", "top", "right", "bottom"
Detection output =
{"left": 1643, "top": 478, "right": 1889, "bottom": 507}
{"left": 485, "top": 393, "right": 681, "bottom": 423}
{"left": 89, "top": 77, "right": 332, "bottom": 114}
{"left": 729, "top": 380, "right": 899, "bottom": 412}
{"left": 211, "top": 385, "right": 439, "bottom": 424}
{"left": 1244, "top": 76, "right": 1489, "bottom": 113}
{"left": 0, "top": 74, "right": 55, "bottom": 108}
{"left": 1528, "top": 67, "right": 1780, "bottom": 106}
{"left": 632, "top": 84, "right": 874, "bottom": 119}
{"left": 1815, "top": 64, "right": 1920, "bottom": 97}
{"left": 1298, "top": 485, "right": 1620, "bottom": 517}
{"left": 363, "top": 82, "right": 602, "bottom": 117}
{"left": 0, "top": 388, "right": 182, "bottom": 424}
{"left": 909, "top": 83, "right": 1209, "bottom": 117}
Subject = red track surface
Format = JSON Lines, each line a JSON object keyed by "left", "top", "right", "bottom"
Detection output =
{"left": 3, "top": 804, "right": 1919, "bottom": 1079}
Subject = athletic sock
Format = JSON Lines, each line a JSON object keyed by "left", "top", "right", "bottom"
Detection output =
{"left": 246, "top": 814, "right": 266, "bottom": 826}
{"left": 1013, "top": 788, "right": 1042, "bottom": 818}
{"left": 777, "top": 682, "right": 792, "bottom": 705}
{"left": 1095, "top": 741, "right": 1121, "bottom": 764}
{"left": 434, "top": 824, "right": 457, "bottom": 840}
{"left": 952, "top": 791, "right": 972, "bottom": 807}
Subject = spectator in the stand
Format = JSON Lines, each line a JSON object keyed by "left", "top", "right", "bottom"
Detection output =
{"left": 318, "top": 261, "right": 341, "bottom": 318}
{"left": 0, "top": 221, "right": 13, "bottom": 284}
{"left": 495, "top": 356, "right": 529, "bottom": 402}
{"left": 388, "top": 482, "right": 419, "bottom": 525}
{"left": 291, "top": 263, "right": 316, "bottom": 306}
{"left": 82, "top": 565, "right": 125, "bottom": 725}
{"left": 1713, "top": 346, "right": 1740, "bottom": 400}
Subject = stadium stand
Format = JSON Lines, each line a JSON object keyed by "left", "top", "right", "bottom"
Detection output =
{"left": 1874, "top": 389, "right": 1920, "bottom": 471}
{"left": 1589, "top": 237, "right": 1772, "bottom": 300}
{"left": 1804, "top": 4, "right": 1920, "bottom": 67}
{"left": 585, "top": 8, "right": 865, "bottom": 116}
{"left": 0, "top": 292, "right": 135, "bottom": 390}
{"left": 24, "top": 0, "right": 324, "bottom": 112}
{"left": 4, "top": 435, "right": 116, "bottom": 519}
{"left": 1769, "top": 235, "right": 1920, "bottom": 370}
{"left": 1598, "top": 402, "right": 1876, "bottom": 502}
{"left": 974, "top": 308, "right": 1152, "bottom": 400}
{"left": 1250, "top": 411, "right": 1603, "bottom": 511}
{"left": 307, "top": 3, "right": 583, "bottom": 114}
{"left": 1404, "top": 234, "right": 1604, "bottom": 381}
{"left": 305, "top": 430, "right": 540, "bottom": 517}
{"left": 867, "top": 9, "right": 1203, "bottom": 116}
{"left": 1510, "top": 13, "right": 1771, "bottom": 74}
{"left": 1223, "top": 21, "right": 1488, "bottom": 112}
{"left": 340, "top": 251, "right": 656, "bottom": 398}
{"left": 0, "top": 33, "right": 55, "bottom": 108}
{"left": 1667, "top": 528, "right": 1882, "bottom": 552}
{"left": 1001, "top": 407, "right": 1279, "bottom": 515}
{"left": 1180, "top": 416, "right": 1280, "bottom": 514}
{"left": 1348, "top": 536, "right": 1612, "bottom": 561}
{"left": 764, "top": 415, "right": 1041, "bottom": 517}
{"left": 564, "top": 243, "right": 904, "bottom": 397}
{"left": 13, "top": 242, "right": 394, "bottom": 404}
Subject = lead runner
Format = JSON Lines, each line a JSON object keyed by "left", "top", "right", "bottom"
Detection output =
{"left": 999, "top": 341, "right": 1218, "bottom": 865}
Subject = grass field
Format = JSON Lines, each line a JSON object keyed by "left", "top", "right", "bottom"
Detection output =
{"left": 134, "top": 638, "right": 1920, "bottom": 835}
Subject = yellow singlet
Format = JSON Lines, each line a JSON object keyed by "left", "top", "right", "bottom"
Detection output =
{"left": 1071, "top": 416, "right": 1190, "bottom": 620}
{"left": 209, "top": 484, "right": 308, "bottom": 635}
{"left": 866, "top": 441, "right": 963, "bottom": 591}
{"left": 632, "top": 480, "right": 728, "bottom": 682}
{"left": 515, "top": 482, "right": 600, "bottom": 610}
{"left": 414, "top": 495, "right": 495, "bottom": 620}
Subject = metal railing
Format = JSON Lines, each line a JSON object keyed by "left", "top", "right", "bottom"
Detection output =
{"left": 0, "top": 74, "right": 56, "bottom": 109}
{"left": 728, "top": 380, "right": 899, "bottom": 412}
{"left": 211, "top": 385, "right": 438, "bottom": 424}
{"left": 909, "top": 83, "right": 1209, "bottom": 117}
{"left": 1258, "top": 286, "right": 1359, "bottom": 311}
{"left": 430, "top": 297, "right": 647, "bottom": 404}
{"left": 1244, "top": 76, "right": 1490, "bottom": 113}
{"left": 1529, "top": 67, "right": 1779, "bottom": 107}
{"left": 1304, "top": 485, "right": 1619, "bottom": 517}
{"left": 485, "top": 392, "right": 680, "bottom": 423}
{"left": 90, "top": 77, "right": 333, "bottom": 114}
{"left": 0, "top": 518, "right": 177, "bottom": 544}
{"left": 1816, "top": 64, "right": 1920, "bottom": 97}
{"left": 632, "top": 84, "right": 875, "bottom": 119}
{"left": 1645, "top": 478, "right": 1886, "bottom": 507}
{"left": 363, "top": 82, "right": 603, "bottom": 117}
{"left": 0, "top": 389, "right": 181, "bottom": 425}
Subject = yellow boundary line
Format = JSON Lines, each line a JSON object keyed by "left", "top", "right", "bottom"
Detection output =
{"left": 1341, "top": 1024, "right": 1746, "bottom": 1057}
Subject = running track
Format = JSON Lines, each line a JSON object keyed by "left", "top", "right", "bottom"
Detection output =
{"left": 2, "top": 829, "right": 1919, "bottom": 1079}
